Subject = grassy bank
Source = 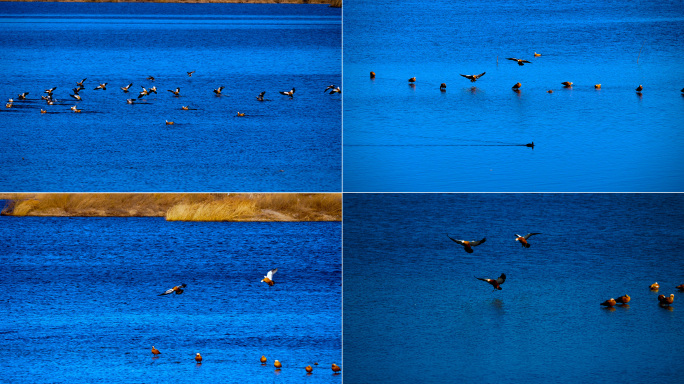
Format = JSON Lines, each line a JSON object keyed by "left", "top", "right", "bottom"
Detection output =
{"left": 1, "top": 0, "right": 339, "bottom": 4}
{"left": 0, "top": 193, "right": 341, "bottom": 222}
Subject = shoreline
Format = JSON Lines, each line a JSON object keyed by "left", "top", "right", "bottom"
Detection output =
{"left": 1, "top": 0, "right": 341, "bottom": 5}
{"left": 0, "top": 193, "right": 342, "bottom": 222}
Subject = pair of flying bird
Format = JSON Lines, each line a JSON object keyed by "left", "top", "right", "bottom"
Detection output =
{"left": 446, "top": 232, "right": 541, "bottom": 253}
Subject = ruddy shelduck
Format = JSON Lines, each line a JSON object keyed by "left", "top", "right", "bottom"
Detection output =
{"left": 506, "top": 57, "right": 531, "bottom": 66}
{"left": 195, "top": 353, "right": 202, "bottom": 363}
{"left": 256, "top": 91, "right": 266, "bottom": 101}
{"left": 561, "top": 81, "right": 573, "bottom": 87}
{"left": 213, "top": 86, "right": 224, "bottom": 96}
{"left": 165, "top": 120, "right": 174, "bottom": 125}
{"left": 515, "top": 233, "right": 541, "bottom": 248}
{"left": 151, "top": 346, "right": 161, "bottom": 356}
{"left": 476, "top": 273, "right": 506, "bottom": 291}
{"left": 324, "top": 84, "right": 335, "bottom": 93}
{"left": 236, "top": 112, "right": 245, "bottom": 117}
{"left": 446, "top": 234, "right": 486, "bottom": 253}
{"left": 408, "top": 77, "right": 416, "bottom": 83}
{"left": 260, "top": 355, "right": 267, "bottom": 364}
{"left": 168, "top": 88, "right": 180, "bottom": 97}
{"left": 594, "top": 84, "right": 601, "bottom": 89}
{"left": 440, "top": 83, "right": 447, "bottom": 91}
{"left": 332, "top": 363, "right": 341, "bottom": 373}
{"left": 261, "top": 269, "right": 278, "bottom": 286}
{"left": 676, "top": 284, "right": 684, "bottom": 291}
{"left": 306, "top": 365, "right": 313, "bottom": 373}
{"left": 601, "top": 298, "right": 616, "bottom": 307}
{"left": 159, "top": 283, "right": 186, "bottom": 295}
{"left": 635, "top": 85, "right": 643, "bottom": 92}
{"left": 329, "top": 87, "right": 341, "bottom": 94}
{"left": 94, "top": 83, "right": 107, "bottom": 90}
{"left": 279, "top": 88, "right": 295, "bottom": 98}
{"left": 187, "top": 71, "right": 195, "bottom": 77}
{"left": 650, "top": 282, "right": 659, "bottom": 291}
{"left": 370, "top": 71, "right": 375, "bottom": 78}
{"left": 274, "top": 360, "right": 282, "bottom": 369}
{"left": 512, "top": 82, "right": 522, "bottom": 90}
{"left": 534, "top": 52, "right": 541, "bottom": 57}
{"left": 658, "top": 294, "right": 674, "bottom": 306}
{"left": 615, "top": 294, "right": 630, "bottom": 305}
{"left": 460, "top": 72, "right": 486, "bottom": 82}
{"left": 121, "top": 83, "right": 133, "bottom": 93}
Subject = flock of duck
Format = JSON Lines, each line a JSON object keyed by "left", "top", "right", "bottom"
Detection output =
{"left": 4, "top": 71, "right": 340, "bottom": 121}
{"left": 149, "top": 269, "right": 341, "bottom": 375}
{"left": 369, "top": 53, "right": 684, "bottom": 94}
{"left": 446, "top": 233, "right": 682, "bottom": 309}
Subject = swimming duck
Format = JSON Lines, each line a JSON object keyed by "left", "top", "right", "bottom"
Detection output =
{"left": 512, "top": 82, "right": 522, "bottom": 90}
{"left": 40, "top": 109, "right": 46, "bottom": 113}
{"left": 460, "top": 72, "right": 486, "bottom": 82}
{"left": 370, "top": 71, "right": 376, "bottom": 78}
{"left": 187, "top": 71, "right": 195, "bottom": 77}
{"left": 151, "top": 346, "right": 161, "bottom": 356}
{"left": 168, "top": 88, "right": 180, "bottom": 96}
{"left": 676, "top": 284, "right": 684, "bottom": 291}
{"left": 181, "top": 106, "right": 189, "bottom": 110}
{"left": 213, "top": 86, "right": 224, "bottom": 96}
{"left": 279, "top": 88, "right": 295, "bottom": 98}
{"left": 158, "top": 283, "right": 186, "bottom": 295}
{"left": 256, "top": 91, "right": 266, "bottom": 101}
{"left": 507, "top": 57, "right": 531, "bottom": 66}
{"left": 534, "top": 52, "right": 542, "bottom": 57}
{"left": 260, "top": 355, "right": 267, "bottom": 364}
{"left": 446, "top": 234, "right": 486, "bottom": 253}
{"left": 476, "top": 273, "right": 506, "bottom": 291}
{"left": 236, "top": 112, "right": 245, "bottom": 117}
{"left": 594, "top": 84, "right": 601, "bottom": 89}
{"left": 615, "top": 294, "right": 630, "bottom": 305}
{"left": 195, "top": 353, "right": 202, "bottom": 364}
{"left": 94, "top": 83, "right": 107, "bottom": 91}
{"left": 408, "top": 77, "right": 416, "bottom": 83}
{"left": 5, "top": 102, "right": 12, "bottom": 108}
{"left": 658, "top": 294, "right": 674, "bottom": 306}
{"left": 121, "top": 83, "right": 133, "bottom": 93}
{"left": 126, "top": 99, "right": 135, "bottom": 104}
{"left": 636, "top": 85, "right": 643, "bottom": 93}
{"left": 261, "top": 268, "right": 278, "bottom": 286}
{"left": 440, "top": 83, "right": 447, "bottom": 91}
{"left": 165, "top": 120, "right": 174, "bottom": 125}
{"left": 561, "top": 81, "right": 573, "bottom": 87}
{"left": 600, "top": 298, "right": 616, "bottom": 307}
{"left": 515, "top": 233, "right": 541, "bottom": 248}
{"left": 547, "top": 90, "right": 553, "bottom": 93}
{"left": 650, "top": 282, "right": 659, "bottom": 291}
{"left": 274, "top": 360, "right": 282, "bottom": 369}
{"left": 306, "top": 365, "right": 313, "bottom": 373}
{"left": 332, "top": 363, "right": 341, "bottom": 373}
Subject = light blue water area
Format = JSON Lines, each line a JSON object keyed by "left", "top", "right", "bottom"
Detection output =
{"left": 343, "top": 193, "right": 684, "bottom": 383}
{"left": 0, "top": 2, "right": 341, "bottom": 192}
{"left": 1, "top": 216, "right": 341, "bottom": 383}
{"left": 343, "top": 0, "right": 684, "bottom": 192}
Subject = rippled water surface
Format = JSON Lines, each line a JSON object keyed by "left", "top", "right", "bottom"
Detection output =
{"left": 1, "top": 216, "right": 341, "bottom": 383}
{"left": 343, "top": 0, "right": 684, "bottom": 191}
{"left": 0, "top": 2, "right": 341, "bottom": 191}
{"left": 344, "top": 194, "right": 684, "bottom": 382}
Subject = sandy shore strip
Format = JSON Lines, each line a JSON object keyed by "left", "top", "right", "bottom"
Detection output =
{"left": 0, "top": 193, "right": 341, "bottom": 222}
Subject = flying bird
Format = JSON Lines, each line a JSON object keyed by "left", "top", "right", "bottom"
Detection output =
{"left": 324, "top": 84, "right": 335, "bottom": 93}
{"left": 187, "top": 71, "right": 196, "bottom": 77}
{"left": 329, "top": 87, "right": 341, "bottom": 94}
{"left": 507, "top": 57, "right": 531, "bottom": 66}
{"left": 256, "top": 91, "right": 266, "bottom": 101}
{"left": 515, "top": 233, "right": 541, "bottom": 248}
{"left": 44, "top": 87, "right": 57, "bottom": 95}
{"left": 149, "top": 86, "right": 157, "bottom": 94}
{"left": 446, "top": 234, "right": 486, "bottom": 253}
{"left": 147, "top": 76, "right": 155, "bottom": 81}
{"left": 168, "top": 88, "right": 180, "bottom": 96}
{"left": 76, "top": 78, "right": 87, "bottom": 87}
{"left": 94, "top": 83, "right": 107, "bottom": 90}
{"left": 70, "top": 105, "right": 82, "bottom": 113}
{"left": 17, "top": 92, "right": 29, "bottom": 100}
{"left": 600, "top": 298, "right": 616, "bottom": 307}
{"left": 121, "top": 83, "right": 133, "bottom": 93}
{"left": 70, "top": 94, "right": 82, "bottom": 101}
{"left": 138, "top": 87, "right": 149, "bottom": 98}
{"left": 261, "top": 268, "right": 278, "bottom": 286}
{"left": 158, "top": 283, "right": 186, "bottom": 296}
{"left": 476, "top": 273, "right": 506, "bottom": 291}
{"left": 213, "top": 86, "right": 224, "bottom": 96}
{"left": 460, "top": 72, "right": 486, "bottom": 82}
{"left": 126, "top": 99, "right": 135, "bottom": 104}
{"left": 279, "top": 88, "right": 295, "bottom": 98}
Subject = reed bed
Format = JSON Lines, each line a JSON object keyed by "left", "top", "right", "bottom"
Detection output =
{"left": 1, "top": 193, "right": 341, "bottom": 222}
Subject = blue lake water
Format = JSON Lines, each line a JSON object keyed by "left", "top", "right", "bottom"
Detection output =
{"left": 343, "top": 193, "right": 684, "bottom": 383}
{"left": 343, "top": 0, "right": 684, "bottom": 192}
{"left": 1, "top": 216, "right": 341, "bottom": 383}
{"left": 0, "top": 2, "right": 341, "bottom": 192}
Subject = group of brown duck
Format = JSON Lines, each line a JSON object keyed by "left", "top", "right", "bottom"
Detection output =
{"left": 150, "top": 270, "right": 341, "bottom": 375}
{"left": 601, "top": 282, "right": 683, "bottom": 311}
{"left": 370, "top": 53, "right": 684, "bottom": 95}
{"left": 4, "top": 71, "right": 339, "bottom": 121}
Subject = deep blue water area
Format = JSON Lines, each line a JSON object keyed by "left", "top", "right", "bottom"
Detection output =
{"left": 343, "top": 0, "right": 684, "bottom": 191}
{"left": 0, "top": 2, "right": 341, "bottom": 192}
{"left": 343, "top": 193, "right": 684, "bottom": 383}
{"left": 1, "top": 216, "right": 341, "bottom": 383}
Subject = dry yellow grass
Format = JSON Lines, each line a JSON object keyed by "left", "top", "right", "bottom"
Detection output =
{"left": 1, "top": 193, "right": 341, "bottom": 221}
